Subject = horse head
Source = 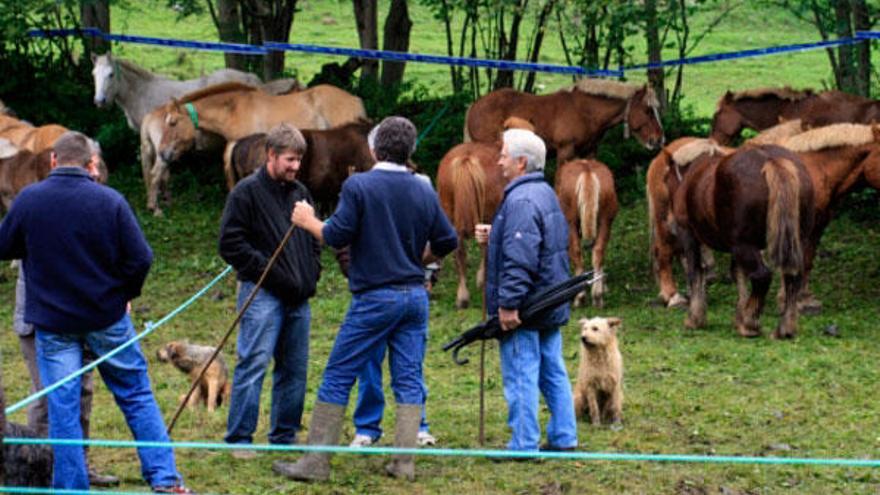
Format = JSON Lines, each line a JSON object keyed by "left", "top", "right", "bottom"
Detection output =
{"left": 158, "top": 99, "right": 197, "bottom": 163}
{"left": 91, "top": 53, "right": 117, "bottom": 108}
{"left": 709, "top": 91, "right": 742, "bottom": 145}
{"left": 624, "top": 85, "right": 664, "bottom": 150}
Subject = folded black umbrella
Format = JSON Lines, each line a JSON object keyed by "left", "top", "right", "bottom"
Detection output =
{"left": 442, "top": 271, "right": 602, "bottom": 365}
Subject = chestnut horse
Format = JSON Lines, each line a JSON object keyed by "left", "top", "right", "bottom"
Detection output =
{"left": 772, "top": 124, "right": 880, "bottom": 312}
{"left": 0, "top": 102, "right": 66, "bottom": 154}
{"left": 436, "top": 142, "right": 506, "bottom": 309}
{"left": 465, "top": 79, "right": 664, "bottom": 161}
{"left": 223, "top": 120, "right": 375, "bottom": 210}
{"left": 554, "top": 159, "right": 618, "bottom": 307}
{"left": 673, "top": 144, "right": 814, "bottom": 339}
{"left": 647, "top": 120, "right": 805, "bottom": 307}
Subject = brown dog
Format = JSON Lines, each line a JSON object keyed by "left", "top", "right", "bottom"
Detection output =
{"left": 157, "top": 341, "right": 231, "bottom": 412}
{"left": 573, "top": 317, "right": 623, "bottom": 426}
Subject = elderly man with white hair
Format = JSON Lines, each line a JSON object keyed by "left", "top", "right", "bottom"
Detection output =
{"left": 475, "top": 128, "right": 578, "bottom": 455}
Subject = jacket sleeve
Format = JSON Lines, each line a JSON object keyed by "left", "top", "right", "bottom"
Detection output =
{"left": 0, "top": 202, "right": 26, "bottom": 261}
{"left": 322, "top": 179, "right": 361, "bottom": 249}
{"left": 116, "top": 200, "right": 153, "bottom": 299}
{"left": 497, "top": 198, "right": 542, "bottom": 310}
{"left": 427, "top": 195, "right": 458, "bottom": 258}
{"left": 218, "top": 186, "right": 269, "bottom": 281}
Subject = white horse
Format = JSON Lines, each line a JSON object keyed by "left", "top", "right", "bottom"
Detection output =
{"left": 91, "top": 53, "right": 300, "bottom": 215}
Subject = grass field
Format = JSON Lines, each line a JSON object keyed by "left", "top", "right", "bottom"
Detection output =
{"left": 3, "top": 1, "right": 880, "bottom": 493}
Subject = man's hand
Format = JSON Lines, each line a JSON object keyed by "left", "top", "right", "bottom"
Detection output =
{"left": 475, "top": 223, "right": 491, "bottom": 246}
{"left": 499, "top": 307, "right": 521, "bottom": 332}
{"left": 291, "top": 200, "right": 316, "bottom": 227}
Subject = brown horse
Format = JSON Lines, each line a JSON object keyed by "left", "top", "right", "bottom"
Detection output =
{"left": 647, "top": 120, "right": 805, "bottom": 307}
{"left": 796, "top": 91, "right": 880, "bottom": 128}
{"left": 0, "top": 102, "right": 67, "bottom": 154}
{"left": 224, "top": 120, "right": 375, "bottom": 209}
{"left": 772, "top": 123, "right": 880, "bottom": 312}
{"left": 435, "top": 142, "right": 506, "bottom": 309}
{"left": 156, "top": 82, "right": 366, "bottom": 164}
{"left": 672, "top": 144, "right": 814, "bottom": 339}
{"left": 554, "top": 159, "right": 618, "bottom": 307}
{"left": 465, "top": 79, "right": 664, "bottom": 162}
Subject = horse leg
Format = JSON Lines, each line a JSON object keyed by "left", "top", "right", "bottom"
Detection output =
{"left": 590, "top": 217, "right": 612, "bottom": 308}
{"left": 774, "top": 272, "right": 803, "bottom": 340}
{"left": 733, "top": 246, "right": 772, "bottom": 338}
{"left": 139, "top": 125, "right": 156, "bottom": 211}
{"left": 476, "top": 245, "right": 487, "bottom": 290}
{"left": 454, "top": 242, "right": 470, "bottom": 309}
{"left": 148, "top": 157, "right": 168, "bottom": 217}
{"left": 733, "top": 265, "right": 759, "bottom": 338}
{"left": 681, "top": 231, "right": 707, "bottom": 329}
{"left": 701, "top": 244, "right": 718, "bottom": 284}
{"left": 796, "top": 240, "right": 822, "bottom": 315}
{"left": 654, "top": 218, "right": 685, "bottom": 307}
{"left": 568, "top": 222, "right": 587, "bottom": 307}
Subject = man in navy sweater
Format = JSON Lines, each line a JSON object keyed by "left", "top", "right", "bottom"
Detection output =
{"left": 0, "top": 131, "right": 191, "bottom": 493}
{"left": 275, "top": 116, "right": 457, "bottom": 482}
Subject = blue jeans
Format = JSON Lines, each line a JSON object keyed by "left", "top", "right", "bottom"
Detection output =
{"left": 225, "top": 282, "right": 310, "bottom": 445}
{"left": 353, "top": 343, "right": 430, "bottom": 439}
{"left": 35, "top": 314, "right": 180, "bottom": 490}
{"left": 318, "top": 285, "right": 428, "bottom": 407}
{"left": 499, "top": 327, "right": 577, "bottom": 451}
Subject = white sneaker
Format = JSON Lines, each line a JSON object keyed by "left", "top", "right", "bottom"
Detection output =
{"left": 417, "top": 431, "right": 436, "bottom": 446}
{"left": 349, "top": 434, "right": 376, "bottom": 447}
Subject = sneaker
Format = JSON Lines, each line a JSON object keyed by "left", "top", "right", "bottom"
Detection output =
{"left": 153, "top": 485, "right": 195, "bottom": 494}
{"left": 539, "top": 443, "right": 576, "bottom": 452}
{"left": 231, "top": 449, "right": 259, "bottom": 460}
{"left": 417, "top": 431, "right": 436, "bottom": 446}
{"left": 349, "top": 433, "right": 377, "bottom": 447}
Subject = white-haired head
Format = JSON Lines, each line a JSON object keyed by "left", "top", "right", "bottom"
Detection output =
{"left": 502, "top": 128, "right": 546, "bottom": 173}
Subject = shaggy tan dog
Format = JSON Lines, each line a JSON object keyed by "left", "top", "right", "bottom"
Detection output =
{"left": 573, "top": 317, "right": 623, "bottom": 425}
{"left": 157, "top": 341, "right": 231, "bottom": 412}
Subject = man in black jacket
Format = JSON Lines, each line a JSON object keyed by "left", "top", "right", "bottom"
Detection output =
{"left": 219, "top": 123, "right": 321, "bottom": 458}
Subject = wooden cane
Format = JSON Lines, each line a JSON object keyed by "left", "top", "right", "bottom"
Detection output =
{"left": 478, "top": 243, "right": 487, "bottom": 446}
{"left": 166, "top": 223, "right": 298, "bottom": 435}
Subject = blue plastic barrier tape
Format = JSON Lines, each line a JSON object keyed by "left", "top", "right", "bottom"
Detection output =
{"left": 4, "top": 266, "right": 233, "bottom": 416}
{"left": 6, "top": 437, "right": 880, "bottom": 467}
{"left": 625, "top": 37, "right": 863, "bottom": 71}
{"left": 28, "top": 28, "right": 267, "bottom": 55}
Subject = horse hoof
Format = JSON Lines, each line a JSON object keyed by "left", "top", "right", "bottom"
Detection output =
{"left": 684, "top": 316, "right": 704, "bottom": 329}
{"left": 798, "top": 300, "right": 823, "bottom": 316}
{"left": 771, "top": 328, "right": 797, "bottom": 340}
{"left": 152, "top": 209, "right": 164, "bottom": 218}
{"left": 736, "top": 326, "right": 761, "bottom": 338}
{"left": 667, "top": 293, "right": 689, "bottom": 309}
{"left": 455, "top": 299, "right": 469, "bottom": 310}
{"left": 591, "top": 298, "right": 604, "bottom": 309}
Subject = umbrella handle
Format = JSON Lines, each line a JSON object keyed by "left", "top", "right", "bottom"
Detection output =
{"left": 451, "top": 342, "right": 470, "bottom": 365}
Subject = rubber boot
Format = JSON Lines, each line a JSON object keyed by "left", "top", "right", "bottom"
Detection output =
{"left": 385, "top": 404, "right": 421, "bottom": 481}
{"left": 272, "top": 401, "right": 344, "bottom": 482}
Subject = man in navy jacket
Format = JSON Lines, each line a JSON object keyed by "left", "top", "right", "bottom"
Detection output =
{"left": 0, "top": 131, "right": 190, "bottom": 493}
{"left": 476, "top": 128, "right": 577, "bottom": 453}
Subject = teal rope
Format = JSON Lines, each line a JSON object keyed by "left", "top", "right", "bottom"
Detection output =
{"left": 415, "top": 102, "right": 450, "bottom": 147}
{"left": 3, "top": 266, "right": 233, "bottom": 415}
{"left": 6, "top": 438, "right": 880, "bottom": 467}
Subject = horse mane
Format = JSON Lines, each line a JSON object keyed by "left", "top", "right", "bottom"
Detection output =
{"left": 177, "top": 82, "right": 259, "bottom": 103}
{"left": 729, "top": 86, "right": 813, "bottom": 102}
{"left": 745, "top": 119, "right": 805, "bottom": 146}
{"left": 568, "top": 79, "right": 659, "bottom": 108}
{"left": 503, "top": 116, "right": 535, "bottom": 132}
{"left": 114, "top": 57, "right": 158, "bottom": 80}
{"left": 671, "top": 139, "right": 729, "bottom": 167}
{"left": 781, "top": 123, "right": 876, "bottom": 153}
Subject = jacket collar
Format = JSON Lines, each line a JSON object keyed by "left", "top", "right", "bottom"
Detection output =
{"left": 503, "top": 171, "right": 545, "bottom": 195}
{"left": 50, "top": 166, "right": 94, "bottom": 180}
{"left": 372, "top": 161, "right": 409, "bottom": 172}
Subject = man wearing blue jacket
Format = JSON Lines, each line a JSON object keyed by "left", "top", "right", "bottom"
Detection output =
{"left": 475, "top": 128, "right": 577, "bottom": 453}
{"left": 277, "top": 116, "right": 457, "bottom": 482}
{"left": 0, "top": 131, "right": 190, "bottom": 493}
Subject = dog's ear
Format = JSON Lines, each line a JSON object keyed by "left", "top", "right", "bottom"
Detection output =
{"left": 578, "top": 317, "right": 590, "bottom": 327}
{"left": 607, "top": 317, "right": 622, "bottom": 332}
{"left": 168, "top": 343, "right": 180, "bottom": 360}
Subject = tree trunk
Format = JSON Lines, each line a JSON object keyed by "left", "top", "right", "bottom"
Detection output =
{"left": 494, "top": 0, "right": 527, "bottom": 90}
{"left": 645, "top": 0, "right": 666, "bottom": 112}
{"left": 852, "top": 0, "right": 871, "bottom": 96}
{"left": 80, "top": 0, "right": 110, "bottom": 55}
{"left": 252, "top": 0, "right": 297, "bottom": 80}
{"left": 381, "top": 0, "right": 412, "bottom": 87}
{"left": 214, "top": 0, "right": 250, "bottom": 71}
{"left": 353, "top": 0, "right": 379, "bottom": 81}
{"left": 834, "top": 0, "right": 856, "bottom": 93}
{"left": 523, "top": 0, "right": 555, "bottom": 93}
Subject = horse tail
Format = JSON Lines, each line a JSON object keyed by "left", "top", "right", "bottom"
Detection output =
{"left": 574, "top": 169, "right": 600, "bottom": 244}
{"left": 762, "top": 157, "right": 804, "bottom": 275}
{"left": 450, "top": 153, "right": 486, "bottom": 235}
{"left": 463, "top": 104, "right": 473, "bottom": 143}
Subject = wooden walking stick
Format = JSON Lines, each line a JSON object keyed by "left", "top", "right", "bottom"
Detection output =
{"left": 478, "top": 243, "right": 487, "bottom": 446}
{"left": 166, "top": 223, "right": 298, "bottom": 435}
